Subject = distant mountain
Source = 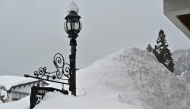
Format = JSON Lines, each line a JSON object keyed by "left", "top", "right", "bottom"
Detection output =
{"left": 172, "top": 48, "right": 190, "bottom": 75}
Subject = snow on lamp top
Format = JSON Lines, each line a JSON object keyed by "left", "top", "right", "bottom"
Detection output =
{"left": 67, "top": 1, "right": 79, "bottom": 13}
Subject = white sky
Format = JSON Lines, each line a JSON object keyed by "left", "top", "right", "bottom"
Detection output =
{"left": 0, "top": 0, "right": 190, "bottom": 76}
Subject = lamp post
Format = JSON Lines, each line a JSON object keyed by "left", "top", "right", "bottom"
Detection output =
{"left": 64, "top": 2, "right": 82, "bottom": 96}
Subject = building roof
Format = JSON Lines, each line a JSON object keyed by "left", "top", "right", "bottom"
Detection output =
{"left": 0, "top": 75, "right": 38, "bottom": 91}
{"left": 164, "top": 0, "right": 190, "bottom": 39}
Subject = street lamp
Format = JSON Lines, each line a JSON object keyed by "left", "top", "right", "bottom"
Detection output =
{"left": 64, "top": 2, "right": 82, "bottom": 96}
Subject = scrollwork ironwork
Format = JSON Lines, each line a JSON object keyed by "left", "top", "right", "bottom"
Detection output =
{"left": 33, "top": 53, "right": 70, "bottom": 81}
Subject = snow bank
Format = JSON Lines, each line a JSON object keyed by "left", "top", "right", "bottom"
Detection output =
{"left": 77, "top": 47, "right": 190, "bottom": 109}
{"left": 0, "top": 48, "right": 189, "bottom": 109}
{"left": 0, "top": 91, "right": 143, "bottom": 109}
{"left": 34, "top": 91, "right": 142, "bottom": 109}
{"left": 0, "top": 96, "right": 30, "bottom": 109}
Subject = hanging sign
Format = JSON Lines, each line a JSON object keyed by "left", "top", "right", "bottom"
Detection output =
{"left": 30, "top": 86, "right": 68, "bottom": 109}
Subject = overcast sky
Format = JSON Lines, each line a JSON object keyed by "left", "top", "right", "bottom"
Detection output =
{"left": 0, "top": 0, "right": 190, "bottom": 76}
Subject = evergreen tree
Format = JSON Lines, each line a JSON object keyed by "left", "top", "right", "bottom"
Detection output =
{"left": 154, "top": 30, "right": 175, "bottom": 72}
{"left": 146, "top": 30, "right": 175, "bottom": 72}
{"left": 146, "top": 44, "right": 153, "bottom": 52}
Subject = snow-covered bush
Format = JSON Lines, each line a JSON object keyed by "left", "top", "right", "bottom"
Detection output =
{"left": 0, "top": 89, "right": 7, "bottom": 103}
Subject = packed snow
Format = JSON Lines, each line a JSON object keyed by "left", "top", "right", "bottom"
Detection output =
{"left": 67, "top": 1, "right": 79, "bottom": 13}
{"left": 0, "top": 48, "right": 189, "bottom": 109}
{"left": 0, "top": 96, "right": 30, "bottom": 108}
{"left": 0, "top": 92, "right": 143, "bottom": 109}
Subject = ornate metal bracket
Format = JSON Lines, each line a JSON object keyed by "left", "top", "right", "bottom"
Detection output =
{"left": 24, "top": 53, "right": 70, "bottom": 85}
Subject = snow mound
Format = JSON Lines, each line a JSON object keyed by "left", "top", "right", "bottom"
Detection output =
{"left": 0, "top": 96, "right": 30, "bottom": 109}
{"left": 0, "top": 91, "right": 143, "bottom": 109}
{"left": 67, "top": 1, "right": 79, "bottom": 13}
{"left": 34, "top": 91, "right": 143, "bottom": 109}
{"left": 77, "top": 47, "right": 190, "bottom": 109}
{"left": 0, "top": 48, "right": 189, "bottom": 109}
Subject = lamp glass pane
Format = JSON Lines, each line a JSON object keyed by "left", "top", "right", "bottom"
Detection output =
{"left": 67, "top": 22, "right": 71, "bottom": 30}
{"left": 72, "top": 22, "right": 79, "bottom": 30}
{"left": 64, "top": 22, "right": 68, "bottom": 32}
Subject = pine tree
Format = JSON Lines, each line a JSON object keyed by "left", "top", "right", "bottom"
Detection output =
{"left": 146, "top": 44, "right": 153, "bottom": 52}
{"left": 154, "top": 30, "right": 175, "bottom": 72}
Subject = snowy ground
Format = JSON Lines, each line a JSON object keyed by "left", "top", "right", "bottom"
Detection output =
{"left": 0, "top": 91, "right": 143, "bottom": 109}
{"left": 0, "top": 48, "right": 189, "bottom": 109}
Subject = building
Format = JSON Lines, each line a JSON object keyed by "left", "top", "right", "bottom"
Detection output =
{"left": 0, "top": 75, "right": 48, "bottom": 102}
{"left": 164, "top": 0, "right": 190, "bottom": 38}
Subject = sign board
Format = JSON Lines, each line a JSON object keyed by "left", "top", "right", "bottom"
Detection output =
{"left": 30, "top": 86, "right": 68, "bottom": 109}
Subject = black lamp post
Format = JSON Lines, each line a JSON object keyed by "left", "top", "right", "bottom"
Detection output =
{"left": 64, "top": 11, "right": 82, "bottom": 96}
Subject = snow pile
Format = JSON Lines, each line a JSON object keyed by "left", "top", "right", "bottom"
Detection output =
{"left": 0, "top": 91, "right": 143, "bottom": 109}
{"left": 0, "top": 48, "right": 189, "bottom": 109}
{"left": 0, "top": 96, "right": 30, "bottom": 109}
{"left": 67, "top": 1, "right": 79, "bottom": 13}
{"left": 77, "top": 47, "right": 189, "bottom": 109}
{"left": 35, "top": 92, "right": 142, "bottom": 109}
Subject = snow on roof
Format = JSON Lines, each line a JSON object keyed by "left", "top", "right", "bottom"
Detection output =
{"left": 0, "top": 75, "right": 37, "bottom": 91}
{"left": 67, "top": 1, "right": 79, "bottom": 13}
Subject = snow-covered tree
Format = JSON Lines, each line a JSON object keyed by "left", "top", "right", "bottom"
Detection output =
{"left": 0, "top": 89, "right": 7, "bottom": 103}
{"left": 147, "top": 30, "right": 175, "bottom": 72}
{"left": 155, "top": 30, "right": 175, "bottom": 72}
{"left": 146, "top": 44, "right": 153, "bottom": 52}
{"left": 172, "top": 49, "right": 190, "bottom": 75}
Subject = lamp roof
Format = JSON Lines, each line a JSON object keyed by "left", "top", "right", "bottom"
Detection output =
{"left": 65, "top": 11, "right": 81, "bottom": 20}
